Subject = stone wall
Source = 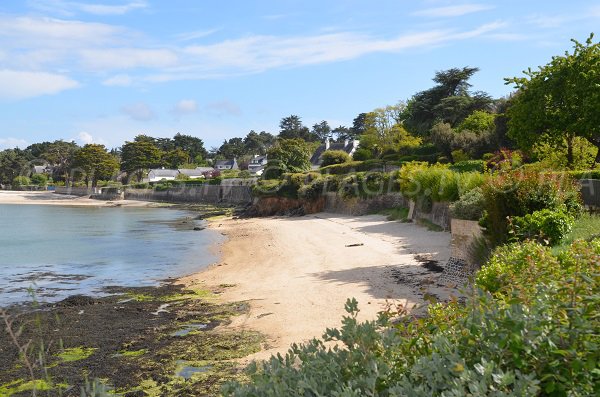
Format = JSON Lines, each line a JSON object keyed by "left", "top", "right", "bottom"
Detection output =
{"left": 407, "top": 200, "right": 451, "bottom": 230}
{"left": 323, "top": 192, "right": 408, "bottom": 215}
{"left": 580, "top": 179, "right": 600, "bottom": 209}
{"left": 124, "top": 185, "right": 253, "bottom": 205}
{"left": 439, "top": 219, "right": 484, "bottom": 286}
{"left": 54, "top": 186, "right": 95, "bottom": 196}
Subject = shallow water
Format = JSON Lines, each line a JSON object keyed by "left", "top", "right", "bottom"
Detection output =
{"left": 0, "top": 204, "right": 223, "bottom": 305}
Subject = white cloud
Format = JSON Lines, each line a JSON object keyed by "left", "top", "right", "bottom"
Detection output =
{"left": 29, "top": 0, "right": 148, "bottom": 16}
{"left": 76, "top": 131, "right": 94, "bottom": 144}
{"left": 204, "top": 100, "right": 242, "bottom": 117}
{"left": 174, "top": 29, "right": 220, "bottom": 42}
{"left": 0, "top": 69, "right": 79, "bottom": 100}
{"left": 102, "top": 74, "right": 133, "bottom": 86}
{"left": 121, "top": 102, "right": 156, "bottom": 121}
{"left": 79, "top": 48, "right": 179, "bottom": 70}
{"left": 172, "top": 99, "right": 198, "bottom": 115}
{"left": 412, "top": 4, "right": 494, "bottom": 18}
{"left": 0, "top": 137, "right": 28, "bottom": 149}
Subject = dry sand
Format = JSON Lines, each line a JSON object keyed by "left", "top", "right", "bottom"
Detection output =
{"left": 0, "top": 190, "right": 152, "bottom": 207}
{"left": 180, "top": 213, "right": 456, "bottom": 361}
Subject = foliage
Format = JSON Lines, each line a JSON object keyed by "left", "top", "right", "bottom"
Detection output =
{"left": 449, "top": 160, "right": 485, "bottom": 173}
{"left": 0, "top": 149, "right": 29, "bottom": 185}
{"left": 451, "top": 149, "right": 469, "bottom": 162}
{"left": 12, "top": 175, "right": 31, "bottom": 187}
{"left": 162, "top": 148, "right": 189, "bottom": 169}
{"left": 121, "top": 138, "right": 162, "bottom": 182}
{"left": 480, "top": 171, "right": 583, "bottom": 246}
{"left": 321, "top": 150, "right": 351, "bottom": 167}
{"left": 279, "top": 115, "right": 316, "bottom": 141}
{"left": 532, "top": 137, "right": 598, "bottom": 171}
{"left": 509, "top": 208, "right": 575, "bottom": 246}
{"left": 450, "top": 187, "right": 485, "bottom": 221}
{"left": 352, "top": 148, "right": 373, "bottom": 161}
{"left": 457, "top": 110, "right": 496, "bottom": 134}
{"left": 225, "top": 239, "right": 600, "bottom": 396}
{"left": 403, "top": 67, "right": 494, "bottom": 136}
{"left": 73, "top": 144, "right": 119, "bottom": 188}
{"left": 30, "top": 173, "right": 48, "bottom": 186}
{"left": 557, "top": 213, "right": 600, "bottom": 249}
{"left": 264, "top": 139, "right": 312, "bottom": 178}
{"left": 506, "top": 34, "right": 600, "bottom": 168}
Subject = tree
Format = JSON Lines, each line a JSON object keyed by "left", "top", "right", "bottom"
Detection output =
{"left": 311, "top": 121, "right": 331, "bottom": 142}
{"left": 506, "top": 34, "right": 600, "bottom": 168}
{"left": 278, "top": 115, "right": 316, "bottom": 141}
{"left": 172, "top": 133, "right": 208, "bottom": 162}
{"left": 0, "top": 149, "right": 29, "bottom": 185}
{"left": 403, "top": 67, "right": 494, "bottom": 136}
{"left": 350, "top": 113, "right": 368, "bottom": 138}
{"left": 218, "top": 137, "right": 246, "bottom": 159}
{"left": 42, "top": 140, "right": 79, "bottom": 186}
{"left": 73, "top": 144, "right": 119, "bottom": 187}
{"left": 332, "top": 126, "right": 352, "bottom": 142}
{"left": 30, "top": 173, "right": 48, "bottom": 186}
{"left": 121, "top": 138, "right": 162, "bottom": 182}
{"left": 358, "top": 104, "right": 421, "bottom": 156}
{"left": 264, "top": 139, "right": 312, "bottom": 178}
{"left": 25, "top": 142, "right": 52, "bottom": 159}
{"left": 243, "top": 130, "right": 276, "bottom": 155}
{"left": 162, "top": 148, "right": 189, "bottom": 169}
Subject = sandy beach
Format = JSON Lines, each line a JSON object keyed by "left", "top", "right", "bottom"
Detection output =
{"left": 180, "top": 213, "right": 455, "bottom": 361}
{"left": 0, "top": 190, "right": 152, "bottom": 207}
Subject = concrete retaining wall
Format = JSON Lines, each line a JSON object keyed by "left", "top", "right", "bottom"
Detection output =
{"left": 408, "top": 200, "right": 451, "bottom": 230}
{"left": 124, "top": 185, "right": 253, "bottom": 205}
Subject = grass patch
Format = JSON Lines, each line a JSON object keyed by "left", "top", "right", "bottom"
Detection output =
{"left": 380, "top": 207, "right": 410, "bottom": 222}
{"left": 56, "top": 346, "right": 97, "bottom": 362}
{"left": 416, "top": 218, "right": 445, "bottom": 232}
{"left": 117, "top": 349, "right": 148, "bottom": 357}
{"left": 553, "top": 213, "right": 600, "bottom": 253}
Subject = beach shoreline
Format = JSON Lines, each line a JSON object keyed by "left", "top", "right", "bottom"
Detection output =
{"left": 0, "top": 190, "right": 154, "bottom": 207}
{"left": 179, "top": 212, "right": 456, "bottom": 361}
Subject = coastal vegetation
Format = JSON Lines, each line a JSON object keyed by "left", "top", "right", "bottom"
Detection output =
{"left": 0, "top": 34, "right": 599, "bottom": 397}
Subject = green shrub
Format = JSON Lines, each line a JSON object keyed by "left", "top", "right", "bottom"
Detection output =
{"left": 297, "top": 178, "right": 326, "bottom": 200}
{"left": 451, "top": 149, "right": 470, "bottom": 162}
{"left": 481, "top": 171, "right": 583, "bottom": 246}
{"left": 321, "top": 150, "right": 351, "bottom": 167}
{"left": 208, "top": 176, "right": 222, "bottom": 185}
{"left": 253, "top": 179, "right": 284, "bottom": 197}
{"left": 130, "top": 182, "right": 150, "bottom": 189}
{"left": 398, "top": 163, "right": 461, "bottom": 202}
{"left": 449, "top": 160, "right": 485, "bottom": 173}
{"left": 352, "top": 148, "right": 373, "bottom": 161}
{"left": 509, "top": 208, "right": 575, "bottom": 246}
{"left": 12, "top": 176, "right": 30, "bottom": 187}
{"left": 30, "top": 173, "right": 48, "bottom": 186}
{"left": 225, "top": 239, "right": 599, "bottom": 396}
{"left": 450, "top": 187, "right": 484, "bottom": 221}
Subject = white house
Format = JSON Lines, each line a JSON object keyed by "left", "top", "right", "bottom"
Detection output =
{"left": 214, "top": 159, "right": 238, "bottom": 171}
{"left": 178, "top": 167, "right": 215, "bottom": 179}
{"left": 248, "top": 155, "right": 267, "bottom": 176}
{"left": 148, "top": 168, "right": 179, "bottom": 182}
{"left": 310, "top": 139, "right": 360, "bottom": 169}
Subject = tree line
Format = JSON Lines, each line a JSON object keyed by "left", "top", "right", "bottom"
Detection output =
{"left": 1, "top": 34, "right": 598, "bottom": 188}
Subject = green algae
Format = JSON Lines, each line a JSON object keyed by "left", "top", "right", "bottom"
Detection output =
{"left": 0, "top": 379, "right": 52, "bottom": 396}
{"left": 56, "top": 346, "right": 97, "bottom": 362}
{"left": 117, "top": 348, "right": 148, "bottom": 357}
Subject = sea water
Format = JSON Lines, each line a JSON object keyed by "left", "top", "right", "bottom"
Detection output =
{"left": 0, "top": 204, "right": 222, "bottom": 306}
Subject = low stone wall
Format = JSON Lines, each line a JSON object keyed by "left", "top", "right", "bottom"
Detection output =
{"left": 580, "top": 179, "right": 600, "bottom": 209}
{"left": 438, "top": 219, "right": 484, "bottom": 286}
{"left": 54, "top": 186, "right": 94, "bottom": 196}
{"left": 91, "top": 187, "right": 124, "bottom": 201}
{"left": 124, "top": 185, "right": 253, "bottom": 205}
{"left": 407, "top": 201, "right": 451, "bottom": 230}
{"left": 323, "top": 192, "right": 408, "bottom": 215}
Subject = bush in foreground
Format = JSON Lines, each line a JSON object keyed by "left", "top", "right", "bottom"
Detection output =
{"left": 223, "top": 239, "right": 599, "bottom": 397}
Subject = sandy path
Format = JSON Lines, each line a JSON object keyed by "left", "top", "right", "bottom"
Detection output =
{"left": 180, "top": 213, "right": 454, "bottom": 361}
{"left": 0, "top": 190, "right": 151, "bottom": 207}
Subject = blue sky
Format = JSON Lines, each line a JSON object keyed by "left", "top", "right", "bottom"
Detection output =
{"left": 1, "top": 0, "right": 599, "bottom": 151}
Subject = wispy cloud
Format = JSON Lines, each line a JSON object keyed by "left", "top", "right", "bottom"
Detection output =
{"left": 204, "top": 100, "right": 242, "bottom": 117}
{"left": 103, "top": 74, "right": 133, "bottom": 87}
{"left": 121, "top": 102, "right": 156, "bottom": 121}
{"left": 79, "top": 48, "right": 179, "bottom": 70}
{"left": 412, "top": 4, "right": 494, "bottom": 18}
{"left": 0, "top": 69, "right": 79, "bottom": 100}
{"left": 0, "top": 137, "right": 29, "bottom": 149}
{"left": 174, "top": 29, "right": 220, "bottom": 42}
{"left": 172, "top": 99, "right": 198, "bottom": 116}
{"left": 29, "top": 0, "right": 148, "bottom": 16}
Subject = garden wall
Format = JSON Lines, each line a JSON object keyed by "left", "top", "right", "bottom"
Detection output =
{"left": 124, "top": 185, "right": 253, "bottom": 205}
{"left": 580, "top": 179, "right": 600, "bottom": 209}
{"left": 407, "top": 200, "right": 451, "bottom": 230}
{"left": 323, "top": 192, "right": 408, "bottom": 215}
{"left": 54, "top": 186, "right": 95, "bottom": 196}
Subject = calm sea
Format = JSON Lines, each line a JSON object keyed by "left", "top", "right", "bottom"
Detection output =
{"left": 0, "top": 204, "right": 222, "bottom": 306}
